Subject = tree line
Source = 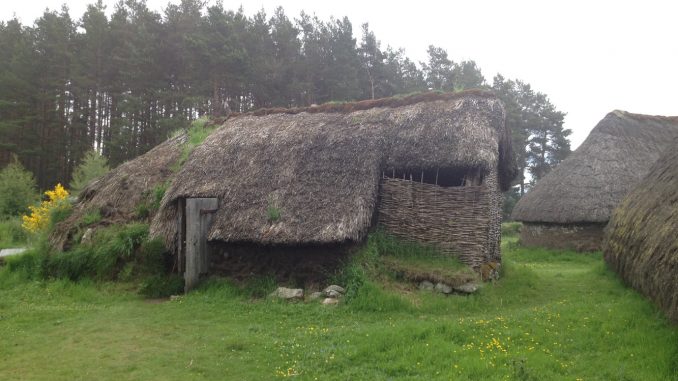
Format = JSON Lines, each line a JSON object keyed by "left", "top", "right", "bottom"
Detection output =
{"left": 0, "top": 0, "right": 571, "bottom": 194}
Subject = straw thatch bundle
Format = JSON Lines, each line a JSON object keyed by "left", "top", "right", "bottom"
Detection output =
{"left": 150, "top": 91, "right": 514, "bottom": 256}
{"left": 604, "top": 137, "right": 678, "bottom": 321}
{"left": 50, "top": 133, "right": 186, "bottom": 250}
{"left": 511, "top": 111, "right": 678, "bottom": 250}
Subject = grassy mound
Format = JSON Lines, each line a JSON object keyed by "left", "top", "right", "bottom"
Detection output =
{"left": 4, "top": 223, "right": 182, "bottom": 298}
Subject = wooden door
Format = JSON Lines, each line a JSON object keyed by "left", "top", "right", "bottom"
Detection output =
{"left": 184, "top": 198, "right": 218, "bottom": 292}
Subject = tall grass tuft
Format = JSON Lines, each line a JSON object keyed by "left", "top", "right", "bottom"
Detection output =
{"left": 172, "top": 117, "right": 216, "bottom": 171}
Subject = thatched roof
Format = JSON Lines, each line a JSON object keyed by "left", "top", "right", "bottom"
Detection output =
{"left": 151, "top": 91, "right": 514, "bottom": 248}
{"left": 512, "top": 111, "right": 678, "bottom": 224}
{"left": 604, "top": 137, "right": 678, "bottom": 321}
{"left": 50, "top": 133, "right": 186, "bottom": 250}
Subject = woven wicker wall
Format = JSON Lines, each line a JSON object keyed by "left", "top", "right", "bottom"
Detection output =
{"left": 377, "top": 170, "right": 501, "bottom": 269}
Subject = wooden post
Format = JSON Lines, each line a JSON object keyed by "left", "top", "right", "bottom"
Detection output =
{"left": 184, "top": 197, "right": 218, "bottom": 293}
{"left": 177, "top": 198, "right": 186, "bottom": 274}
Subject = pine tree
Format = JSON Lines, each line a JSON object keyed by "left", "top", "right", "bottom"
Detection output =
{"left": 0, "top": 157, "right": 39, "bottom": 217}
{"left": 69, "top": 150, "right": 110, "bottom": 195}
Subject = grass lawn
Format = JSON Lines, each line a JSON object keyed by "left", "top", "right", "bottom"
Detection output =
{"left": 0, "top": 237, "right": 676, "bottom": 380}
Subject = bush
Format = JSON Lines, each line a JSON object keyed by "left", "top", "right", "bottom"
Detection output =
{"left": 22, "top": 184, "right": 71, "bottom": 234}
{"left": 0, "top": 158, "right": 39, "bottom": 218}
{"left": 0, "top": 217, "right": 28, "bottom": 249}
{"left": 502, "top": 221, "right": 522, "bottom": 238}
{"left": 69, "top": 150, "right": 110, "bottom": 196}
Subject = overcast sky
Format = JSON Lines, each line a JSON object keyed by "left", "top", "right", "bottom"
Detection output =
{"left": 3, "top": 0, "right": 677, "bottom": 149}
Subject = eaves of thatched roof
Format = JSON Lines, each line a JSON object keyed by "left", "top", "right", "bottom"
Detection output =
{"left": 151, "top": 91, "right": 514, "bottom": 247}
{"left": 512, "top": 110, "right": 678, "bottom": 224}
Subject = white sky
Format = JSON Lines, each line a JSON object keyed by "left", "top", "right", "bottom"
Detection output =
{"left": 3, "top": 0, "right": 678, "bottom": 149}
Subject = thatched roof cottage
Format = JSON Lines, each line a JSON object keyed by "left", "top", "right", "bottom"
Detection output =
{"left": 511, "top": 111, "right": 678, "bottom": 251}
{"left": 149, "top": 91, "right": 516, "bottom": 288}
{"left": 604, "top": 137, "right": 678, "bottom": 322}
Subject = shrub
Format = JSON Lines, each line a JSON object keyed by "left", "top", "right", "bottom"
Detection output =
{"left": 0, "top": 217, "right": 28, "bottom": 249}
{"left": 0, "top": 158, "right": 39, "bottom": 218}
{"left": 69, "top": 150, "right": 110, "bottom": 196}
{"left": 501, "top": 221, "right": 522, "bottom": 238}
{"left": 22, "top": 184, "right": 70, "bottom": 233}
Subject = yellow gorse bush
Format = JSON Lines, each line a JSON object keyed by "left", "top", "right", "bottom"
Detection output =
{"left": 22, "top": 183, "right": 69, "bottom": 233}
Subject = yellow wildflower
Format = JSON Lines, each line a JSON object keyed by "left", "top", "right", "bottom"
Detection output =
{"left": 22, "top": 183, "right": 69, "bottom": 233}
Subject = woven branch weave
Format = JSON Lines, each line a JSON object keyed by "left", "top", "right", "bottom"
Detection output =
{"left": 378, "top": 174, "right": 500, "bottom": 269}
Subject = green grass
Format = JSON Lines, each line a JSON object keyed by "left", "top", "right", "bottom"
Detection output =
{"left": 171, "top": 117, "right": 217, "bottom": 172}
{"left": 81, "top": 209, "right": 102, "bottom": 226}
{"left": 0, "top": 217, "right": 27, "bottom": 249}
{"left": 134, "top": 182, "right": 169, "bottom": 220}
{"left": 0, "top": 232, "right": 676, "bottom": 380}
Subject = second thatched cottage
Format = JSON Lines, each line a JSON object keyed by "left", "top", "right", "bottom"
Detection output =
{"left": 512, "top": 111, "right": 678, "bottom": 251}
{"left": 149, "top": 91, "right": 516, "bottom": 289}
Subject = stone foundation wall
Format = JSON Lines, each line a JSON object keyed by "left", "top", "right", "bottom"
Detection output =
{"left": 520, "top": 222, "right": 606, "bottom": 252}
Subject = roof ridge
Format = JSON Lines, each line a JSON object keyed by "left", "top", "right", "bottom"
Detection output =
{"left": 218, "top": 89, "right": 497, "bottom": 120}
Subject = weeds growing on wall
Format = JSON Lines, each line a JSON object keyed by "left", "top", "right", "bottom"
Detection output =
{"left": 134, "top": 181, "right": 169, "bottom": 220}
{"left": 171, "top": 117, "right": 217, "bottom": 172}
{"left": 81, "top": 209, "right": 102, "bottom": 226}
